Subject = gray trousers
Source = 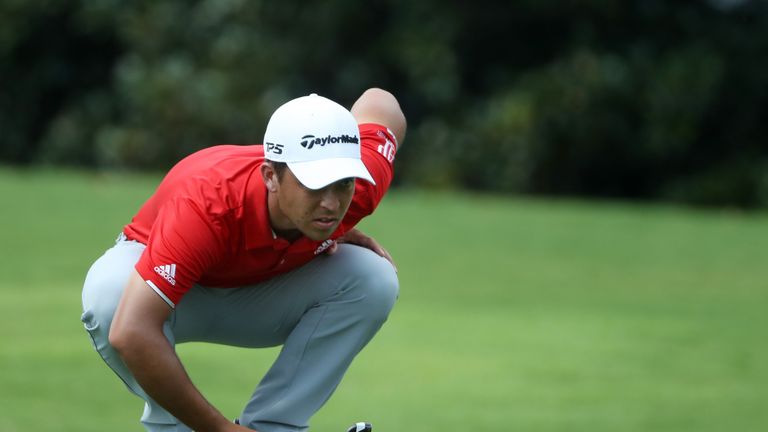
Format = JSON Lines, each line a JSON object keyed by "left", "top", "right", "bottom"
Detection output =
{"left": 81, "top": 236, "right": 399, "bottom": 432}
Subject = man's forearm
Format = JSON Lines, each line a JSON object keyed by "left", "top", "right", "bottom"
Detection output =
{"left": 110, "top": 270, "right": 244, "bottom": 431}
{"left": 117, "top": 330, "right": 231, "bottom": 431}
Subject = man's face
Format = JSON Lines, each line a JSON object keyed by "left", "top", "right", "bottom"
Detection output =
{"left": 269, "top": 166, "right": 355, "bottom": 241}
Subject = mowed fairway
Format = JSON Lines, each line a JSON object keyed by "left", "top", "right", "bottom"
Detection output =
{"left": 1, "top": 167, "right": 766, "bottom": 432}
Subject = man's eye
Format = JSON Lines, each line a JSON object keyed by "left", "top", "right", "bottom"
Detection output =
{"left": 339, "top": 178, "right": 355, "bottom": 188}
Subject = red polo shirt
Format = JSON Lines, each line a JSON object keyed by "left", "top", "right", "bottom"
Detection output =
{"left": 123, "top": 123, "right": 398, "bottom": 307}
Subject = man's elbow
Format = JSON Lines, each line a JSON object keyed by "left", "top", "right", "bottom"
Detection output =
{"left": 108, "top": 321, "right": 140, "bottom": 355}
{"left": 363, "top": 88, "right": 406, "bottom": 122}
{"left": 360, "top": 87, "right": 397, "bottom": 105}
{"left": 354, "top": 88, "right": 407, "bottom": 144}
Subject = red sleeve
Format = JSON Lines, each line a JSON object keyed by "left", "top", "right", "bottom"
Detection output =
{"left": 134, "top": 198, "right": 227, "bottom": 307}
{"left": 342, "top": 123, "right": 398, "bottom": 226}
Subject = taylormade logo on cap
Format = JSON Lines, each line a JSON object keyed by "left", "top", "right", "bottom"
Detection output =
{"left": 300, "top": 134, "right": 359, "bottom": 149}
{"left": 263, "top": 93, "right": 375, "bottom": 190}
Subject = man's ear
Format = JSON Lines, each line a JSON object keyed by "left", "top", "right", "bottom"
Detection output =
{"left": 261, "top": 163, "right": 279, "bottom": 193}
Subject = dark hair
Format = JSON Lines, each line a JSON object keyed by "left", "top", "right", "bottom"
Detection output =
{"left": 269, "top": 161, "right": 288, "bottom": 180}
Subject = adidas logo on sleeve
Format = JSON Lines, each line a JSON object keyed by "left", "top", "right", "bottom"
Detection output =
{"left": 154, "top": 264, "right": 177, "bottom": 286}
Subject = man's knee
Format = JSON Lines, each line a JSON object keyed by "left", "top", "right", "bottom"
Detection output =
{"left": 81, "top": 250, "right": 135, "bottom": 342}
{"left": 82, "top": 271, "right": 122, "bottom": 330}
{"left": 360, "top": 266, "right": 399, "bottom": 322}
{"left": 336, "top": 245, "right": 399, "bottom": 322}
{"left": 82, "top": 241, "right": 144, "bottom": 326}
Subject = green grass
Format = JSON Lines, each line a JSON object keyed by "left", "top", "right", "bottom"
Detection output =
{"left": 1, "top": 166, "right": 767, "bottom": 431}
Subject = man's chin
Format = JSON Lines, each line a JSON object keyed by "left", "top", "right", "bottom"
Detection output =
{"left": 302, "top": 226, "right": 337, "bottom": 242}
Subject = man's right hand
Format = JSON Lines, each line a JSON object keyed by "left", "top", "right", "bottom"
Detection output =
{"left": 328, "top": 228, "right": 397, "bottom": 272}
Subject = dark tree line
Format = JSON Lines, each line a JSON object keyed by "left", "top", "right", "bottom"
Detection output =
{"left": 2, "top": 0, "right": 767, "bottom": 207}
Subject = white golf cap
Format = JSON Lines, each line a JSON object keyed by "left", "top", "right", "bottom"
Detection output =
{"left": 263, "top": 93, "right": 375, "bottom": 190}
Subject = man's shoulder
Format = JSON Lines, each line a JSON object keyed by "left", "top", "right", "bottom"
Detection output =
{"left": 169, "top": 144, "right": 266, "bottom": 183}
{"left": 157, "top": 145, "right": 265, "bottom": 211}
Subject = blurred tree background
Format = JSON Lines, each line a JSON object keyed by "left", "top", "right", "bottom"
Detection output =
{"left": 1, "top": 0, "right": 767, "bottom": 207}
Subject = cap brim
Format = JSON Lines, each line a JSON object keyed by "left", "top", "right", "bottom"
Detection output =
{"left": 287, "top": 158, "right": 376, "bottom": 190}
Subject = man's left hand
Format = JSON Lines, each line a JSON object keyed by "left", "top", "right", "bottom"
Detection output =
{"left": 327, "top": 228, "right": 397, "bottom": 272}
